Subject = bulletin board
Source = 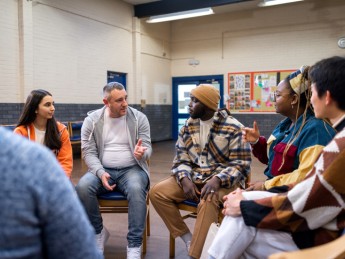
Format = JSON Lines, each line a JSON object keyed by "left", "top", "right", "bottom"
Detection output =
{"left": 227, "top": 70, "right": 295, "bottom": 113}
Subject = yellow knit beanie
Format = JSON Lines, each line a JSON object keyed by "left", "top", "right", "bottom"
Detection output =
{"left": 190, "top": 84, "right": 220, "bottom": 111}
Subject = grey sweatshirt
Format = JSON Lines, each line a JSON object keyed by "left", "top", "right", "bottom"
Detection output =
{"left": 81, "top": 106, "right": 152, "bottom": 178}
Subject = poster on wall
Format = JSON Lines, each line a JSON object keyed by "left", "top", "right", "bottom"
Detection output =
{"left": 228, "top": 74, "right": 251, "bottom": 111}
{"left": 252, "top": 72, "right": 277, "bottom": 112}
{"left": 228, "top": 70, "right": 295, "bottom": 113}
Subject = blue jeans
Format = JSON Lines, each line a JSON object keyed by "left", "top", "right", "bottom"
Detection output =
{"left": 76, "top": 164, "right": 149, "bottom": 248}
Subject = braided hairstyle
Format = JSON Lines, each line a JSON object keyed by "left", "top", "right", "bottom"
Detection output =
{"left": 278, "top": 66, "right": 313, "bottom": 171}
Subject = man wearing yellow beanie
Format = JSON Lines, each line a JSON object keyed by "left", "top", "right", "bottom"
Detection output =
{"left": 150, "top": 84, "right": 252, "bottom": 259}
{"left": 190, "top": 84, "right": 220, "bottom": 112}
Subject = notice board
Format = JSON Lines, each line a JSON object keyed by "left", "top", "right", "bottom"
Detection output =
{"left": 228, "top": 70, "right": 295, "bottom": 112}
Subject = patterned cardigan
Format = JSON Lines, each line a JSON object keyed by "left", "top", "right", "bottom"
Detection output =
{"left": 240, "top": 127, "right": 345, "bottom": 249}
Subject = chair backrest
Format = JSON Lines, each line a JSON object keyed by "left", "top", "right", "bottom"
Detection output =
{"left": 2, "top": 124, "right": 16, "bottom": 131}
{"left": 68, "top": 121, "right": 83, "bottom": 144}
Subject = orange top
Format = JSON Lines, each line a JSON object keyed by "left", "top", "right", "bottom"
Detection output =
{"left": 14, "top": 122, "right": 73, "bottom": 178}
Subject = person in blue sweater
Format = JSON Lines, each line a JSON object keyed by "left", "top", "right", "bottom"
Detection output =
{"left": 0, "top": 127, "right": 102, "bottom": 259}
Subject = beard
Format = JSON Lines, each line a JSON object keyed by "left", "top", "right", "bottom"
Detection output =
{"left": 189, "top": 107, "right": 205, "bottom": 119}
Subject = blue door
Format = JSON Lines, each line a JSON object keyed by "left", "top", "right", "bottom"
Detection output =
{"left": 172, "top": 75, "right": 224, "bottom": 140}
{"left": 107, "top": 71, "right": 127, "bottom": 88}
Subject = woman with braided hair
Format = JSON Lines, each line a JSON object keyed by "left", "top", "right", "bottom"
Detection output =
{"left": 243, "top": 66, "right": 335, "bottom": 191}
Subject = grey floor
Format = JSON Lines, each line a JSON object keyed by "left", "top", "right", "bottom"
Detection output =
{"left": 71, "top": 140, "right": 266, "bottom": 259}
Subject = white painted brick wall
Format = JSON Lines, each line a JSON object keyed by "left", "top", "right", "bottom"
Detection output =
{"left": 0, "top": 0, "right": 20, "bottom": 103}
{"left": 32, "top": 0, "right": 133, "bottom": 104}
{"left": 140, "top": 21, "right": 171, "bottom": 105}
{"left": 170, "top": 0, "right": 345, "bottom": 92}
{"left": 0, "top": 0, "right": 344, "bottom": 106}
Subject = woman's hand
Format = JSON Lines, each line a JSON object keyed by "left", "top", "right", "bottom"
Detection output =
{"left": 222, "top": 188, "right": 244, "bottom": 217}
{"left": 242, "top": 121, "right": 260, "bottom": 144}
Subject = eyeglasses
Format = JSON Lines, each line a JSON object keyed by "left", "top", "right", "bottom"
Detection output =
{"left": 270, "top": 91, "right": 293, "bottom": 102}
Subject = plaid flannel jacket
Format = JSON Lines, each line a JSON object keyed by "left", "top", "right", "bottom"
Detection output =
{"left": 172, "top": 109, "right": 251, "bottom": 189}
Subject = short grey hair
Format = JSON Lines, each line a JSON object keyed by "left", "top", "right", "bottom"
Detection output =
{"left": 103, "top": 82, "right": 125, "bottom": 100}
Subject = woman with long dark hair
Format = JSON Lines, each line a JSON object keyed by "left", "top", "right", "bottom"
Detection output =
{"left": 14, "top": 89, "right": 73, "bottom": 178}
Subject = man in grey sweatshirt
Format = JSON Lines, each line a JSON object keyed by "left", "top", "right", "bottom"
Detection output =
{"left": 76, "top": 82, "right": 152, "bottom": 259}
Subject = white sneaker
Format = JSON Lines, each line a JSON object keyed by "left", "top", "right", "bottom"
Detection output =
{"left": 95, "top": 227, "right": 110, "bottom": 253}
{"left": 127, "top": 245, "right": 142, "bottom": 259}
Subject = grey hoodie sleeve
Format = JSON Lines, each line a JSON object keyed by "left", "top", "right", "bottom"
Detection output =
{"left": 137, "top": 112, "right": 152, "bottom": 162}
{"left": 81, "top": 116, "right": 106, "bottom": 178}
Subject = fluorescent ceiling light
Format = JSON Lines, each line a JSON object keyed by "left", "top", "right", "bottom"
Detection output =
{"left": 258, "top": 0, "right": 304, "bottom": 7}
{"left": 146, "top": 7, "right": 214, "bottom": 23}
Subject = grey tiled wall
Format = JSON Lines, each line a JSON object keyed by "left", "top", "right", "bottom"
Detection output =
{"left": 0, "top": 103, "right": 103, "bottom": 125}
{"left": 0, "top": 103, "right": 23, "bottom": 125}
{"left": 132, "top": 104, "right": 172, "bottom": 142}
{"left": 0, "top": 103, "right": 172, "bottom": 142}
{"left": 0, "top": 103, "right": 282, "bottom": 141}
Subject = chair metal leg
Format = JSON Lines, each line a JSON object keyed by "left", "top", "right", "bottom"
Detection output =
{"left": 142, "top": 199, "right": 150, "bottom": 254}
{"left": 169, "top": 234, "right": 175, "bottom": 258}
{"left": 147, "top": 207, "right": 150, "bottom": 236}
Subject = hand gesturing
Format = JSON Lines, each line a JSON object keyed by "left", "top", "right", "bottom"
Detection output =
{"left": 134, "top": 138, "right": 147, "bottom": 160}
{"left": 242, "top": 121, "right": 260, "bottom": 144}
